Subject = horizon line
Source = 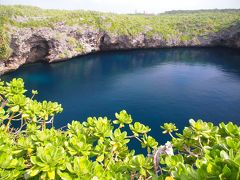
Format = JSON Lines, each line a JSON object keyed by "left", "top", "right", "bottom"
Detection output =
{"left": 1, "top": 4, "right": 240, "bottom": 15}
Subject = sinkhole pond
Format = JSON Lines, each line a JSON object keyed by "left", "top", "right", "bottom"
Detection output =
{"left": 2, "top": 47, "right": 240, "bottom": 145}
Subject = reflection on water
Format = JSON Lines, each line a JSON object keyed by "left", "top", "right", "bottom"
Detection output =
{"left": 2, "top": 47, "right": 240, "bottom": 145}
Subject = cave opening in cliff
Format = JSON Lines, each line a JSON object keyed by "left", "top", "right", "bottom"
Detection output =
{"left": 26, "top": 38, "right": 49, "bottom": 63}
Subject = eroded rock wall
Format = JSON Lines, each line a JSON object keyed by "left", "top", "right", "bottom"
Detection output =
{"left": 0, "top": 23, "right": 239, "bottom": 75}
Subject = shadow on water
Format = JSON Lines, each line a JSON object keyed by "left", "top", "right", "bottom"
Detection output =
{"left": 2, "top": 47, "right": 240, "bottom": 152}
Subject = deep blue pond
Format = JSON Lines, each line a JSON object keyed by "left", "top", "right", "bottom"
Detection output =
{"left": 2, "top": 47, "right": 240, "bottom": 145}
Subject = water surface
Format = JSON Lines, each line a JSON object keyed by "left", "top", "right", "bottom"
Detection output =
{"left": 2, "top": 47, "right": 240, "bottom": 144}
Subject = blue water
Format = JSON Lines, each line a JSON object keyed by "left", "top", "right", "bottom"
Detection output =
{"left": 2, "top": 47, "right": 240, "bottom": 145}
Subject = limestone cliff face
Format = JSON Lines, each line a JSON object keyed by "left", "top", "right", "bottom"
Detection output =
{"left": 0, "top": 23, "right": 239, "bottom": 75}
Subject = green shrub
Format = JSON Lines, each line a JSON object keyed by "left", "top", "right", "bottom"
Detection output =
{"left": 74, "top": 43, "right": 85, "bottom": 53}
{"left": 0, "top": 78, "right": 239, "bottom": 179}
{"left": 180, "top": 35, "right": 192, "bottom": 42}
{"left": 67, "top": 37, "right": 85, "bottom": 53}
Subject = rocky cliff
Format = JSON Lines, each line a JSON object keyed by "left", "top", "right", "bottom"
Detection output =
{"left": 0, "top": 22, "right": 240, "bottom": 75}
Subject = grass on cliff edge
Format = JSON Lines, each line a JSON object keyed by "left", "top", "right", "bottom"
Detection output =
{"left": 0, "top": 14, "right": 11, "bottom": 60}
{"left": 0, "top": 5, "right": 240, "bottom": 60}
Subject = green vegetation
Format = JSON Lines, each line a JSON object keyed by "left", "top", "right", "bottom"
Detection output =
{"left": 0, "top": 14, "right": 11, "bottom": 60}
{"left": 0, "top": 5, "right": 240, "bottom": 60}
{"left": 67, "top": 37, "right": 85, "bottom": 53}
{"left": 0, "top": 78, "right": 239, "bottom": 179}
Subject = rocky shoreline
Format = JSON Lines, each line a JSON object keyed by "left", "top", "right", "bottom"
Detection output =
{"left": 1, "top": 23, "right": 240, "bottom": 75}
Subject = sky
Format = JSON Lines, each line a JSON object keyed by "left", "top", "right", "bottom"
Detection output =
{"left": 1, "top": 0, "right": 240, "bottom": 14}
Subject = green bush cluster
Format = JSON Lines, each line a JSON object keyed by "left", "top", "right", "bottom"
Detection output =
{"left": 0, "top": 78, "right": 239, "bottom": 180}
{"left": 67, "top": 37, "right": 85, "bottom": 53}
